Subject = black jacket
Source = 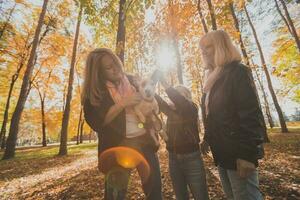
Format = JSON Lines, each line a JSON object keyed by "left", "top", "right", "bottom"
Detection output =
{"left": 202, "top": 61, "right": 266, "bottom": 170}
{"left": 83, "top": 75, "right": 156, "bottom": 156}
{"left": 155, "top": 87, "right": 200, "bottom": 154}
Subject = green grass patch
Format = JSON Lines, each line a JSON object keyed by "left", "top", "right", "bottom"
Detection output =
{"left": 0, "top": 143, "right": 97, "bottom": 182}
{"left": 0, "top": 142, "right": 97, "bottom": 161}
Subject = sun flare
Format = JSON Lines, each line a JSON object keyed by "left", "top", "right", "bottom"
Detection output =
{"left": 155, "top": 41, "right": 176, "bottom": 72}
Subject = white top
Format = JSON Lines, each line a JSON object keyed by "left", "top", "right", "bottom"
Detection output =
{"left": 125, "top": 113, "right": 146, "bottom": 138}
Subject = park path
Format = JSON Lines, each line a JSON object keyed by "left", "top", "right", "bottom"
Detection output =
{"left": 0, "top": 150, "right": 97, "bottom": 199}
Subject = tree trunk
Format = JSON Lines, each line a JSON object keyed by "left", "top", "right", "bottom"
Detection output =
{"left": 89, "top": 129, "right": 92, "bottom": 143}
{"left": 0, "top": 74, "right": 18, "bottom": 149}
{"left": 274, "top": 0, "right": 292, "bottom": 35}
{"left": 116, "top": 0, "right": 126, "bottom": 63}
{"left": 0, "top": 2, "right": 16, "bottom": 40}
{"left": 2, "top": 0, "right": 49, "bottom": 160}
{"left": 40, "top": 98, "right": 47, "bottom": 147}
{"left": 205, "top": 0, "right": 217, "bottom": 30}
{"left": 197, "top": 0, "right": 208, "bottom": 33}
{"left": 253, "top": 67, "right": 275, "bottom": 129}
{"left": 58, "top": 4, "right": 82, "bottom": 156}
{"left": 80, "top": 120, "right": 84, "bottom": 144}
{"left": 244, "top": 5, "right": 288, "bottom": 133}
{"left": 229, "top": 3, "right": 249, "bottom": 66}
{"left": 278, "top": 0, "right": 300, "bottom": 52}
{"left": 76, "top": 107, "right": 83, "bottom": 145}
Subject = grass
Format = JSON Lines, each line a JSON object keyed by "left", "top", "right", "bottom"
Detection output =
{"left": 0, "top": 142, "right": 97, "bottom": 182}
{"left": 0, "top": 142, "right": 97, "bottom": 160}
{"left": 267, "top": 121, "right": 300, "bottom": 134}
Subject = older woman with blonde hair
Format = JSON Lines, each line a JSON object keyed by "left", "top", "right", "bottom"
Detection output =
{"left": 200, "top": 30, "right": 266, "bottom": 200}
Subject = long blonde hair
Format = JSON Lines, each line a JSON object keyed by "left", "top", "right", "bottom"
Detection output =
{"left": 200, "top": 30, "right": 242, "bottom": 114}
{"left": 81, "top": 48, "right": 124, "bottom": 106}
{"left": 200, "top": 30, "right": 242, "bottom": 68}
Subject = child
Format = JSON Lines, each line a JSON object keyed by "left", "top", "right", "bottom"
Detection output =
{"left": 155, "top": 77, "right": 210, "bottom": 200}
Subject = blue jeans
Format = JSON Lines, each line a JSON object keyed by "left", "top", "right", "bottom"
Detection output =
{"left": 104, "top": 147, "right": 162, "bottom": 200}
{"left": 169, "top": 150, "right": 210, "bottom": 200}
{"left": 218, "top": 166, "right": 263, "bottom": 200}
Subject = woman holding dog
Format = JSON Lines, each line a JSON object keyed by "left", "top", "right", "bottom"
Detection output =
{"left": 200, "top": 30, "right": 266, "bottom": 200}
{"left": 81, "top": 48, "right": 162, "bottom": 200}
{"left": 155, "top": 80, "right": 210, "bottom": 199}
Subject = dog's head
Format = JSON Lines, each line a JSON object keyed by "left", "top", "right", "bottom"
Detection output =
{"left": 138, "top": 78, "right": 156, "bottom": 101}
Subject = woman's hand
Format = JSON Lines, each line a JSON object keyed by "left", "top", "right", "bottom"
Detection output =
{"left": 200, "top": 140, "right": 210, "bottom": 155}
{"left": 236, "top": 159, "right": 255, "bottom": 178}
{"left": 120, "top": 93, "right": 142, "bottom": 108}
{"left": 103, "top": 93, "right": 142, "bottom": 126}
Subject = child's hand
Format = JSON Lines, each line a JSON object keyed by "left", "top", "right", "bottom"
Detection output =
{"left": 159, "top": 73, "right": 171, "bottom": 89}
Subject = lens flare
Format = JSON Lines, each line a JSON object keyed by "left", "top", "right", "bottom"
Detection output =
{"left": 155, "top": 40, "right": 176, "bottom": 71}
{"left": 99, "top": 146, "right": 150, "bottom": 185}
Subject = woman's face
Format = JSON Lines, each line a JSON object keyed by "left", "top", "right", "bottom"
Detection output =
{"left": 200, "top": 40, "right": 215, "bottom": 69}
{"left": 101, "top": 54, "right": 122, "bottom": 82}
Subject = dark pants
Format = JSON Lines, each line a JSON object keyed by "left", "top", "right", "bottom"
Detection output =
{"left": 104, "top": 146, "right": 162, "bottom": 200}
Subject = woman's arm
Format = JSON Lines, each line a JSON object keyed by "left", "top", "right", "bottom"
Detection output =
{"left": 103, "top": 93, "right": 142, "bottom": 126}
{"left": 84, "top": 93, "right": 142, "bottom": 132}
{"left": 102, "top": 103, "right": 125, "bottom": 126}
{"left": 234, "top": 65, "right": 266, "bottom": 163}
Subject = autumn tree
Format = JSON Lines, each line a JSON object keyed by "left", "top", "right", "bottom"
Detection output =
{"left": 2, "top": 0, "right": 49, "bottom": 159}
{"left": 275, "top": 0, "right": 300, "bottom": 52}
{"left": 243, "top": 3, "right": 288, "bottom": 133}
{"left": 205, "top": 0, "right": 217, "bottom": 30}
{"left": 58, "top": 1, "right": 83, "bottom": 156}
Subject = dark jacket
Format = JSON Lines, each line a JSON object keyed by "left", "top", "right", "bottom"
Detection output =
{"left": 83, "top": 75, "right": 156, "bottom": 156}
{"left": 155, "top": 87, "right": 200, "bottom": 154}
{"left": 202, "top": 61, "right": 266, "bottom": 170}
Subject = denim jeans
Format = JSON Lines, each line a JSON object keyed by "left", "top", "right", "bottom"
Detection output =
{"left": 218, "top": 166, "right": 263, "bottom": 200}
{"left": 169, "top": 150, "right": 210, "bottom": 200}
{"left": 104, "top": 146, "right": 162, "bottom": 200}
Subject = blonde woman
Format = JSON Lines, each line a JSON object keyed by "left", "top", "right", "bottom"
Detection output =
{"left": 199, "top": 30, "right": 266, "bottom": 200}
{"left": 82, "top": 48, "right": 162, "bottom": 200}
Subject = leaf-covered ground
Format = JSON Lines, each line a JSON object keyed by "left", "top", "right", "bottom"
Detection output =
{"left": 0, "top": 131, "right": 299, "bottom": 200}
